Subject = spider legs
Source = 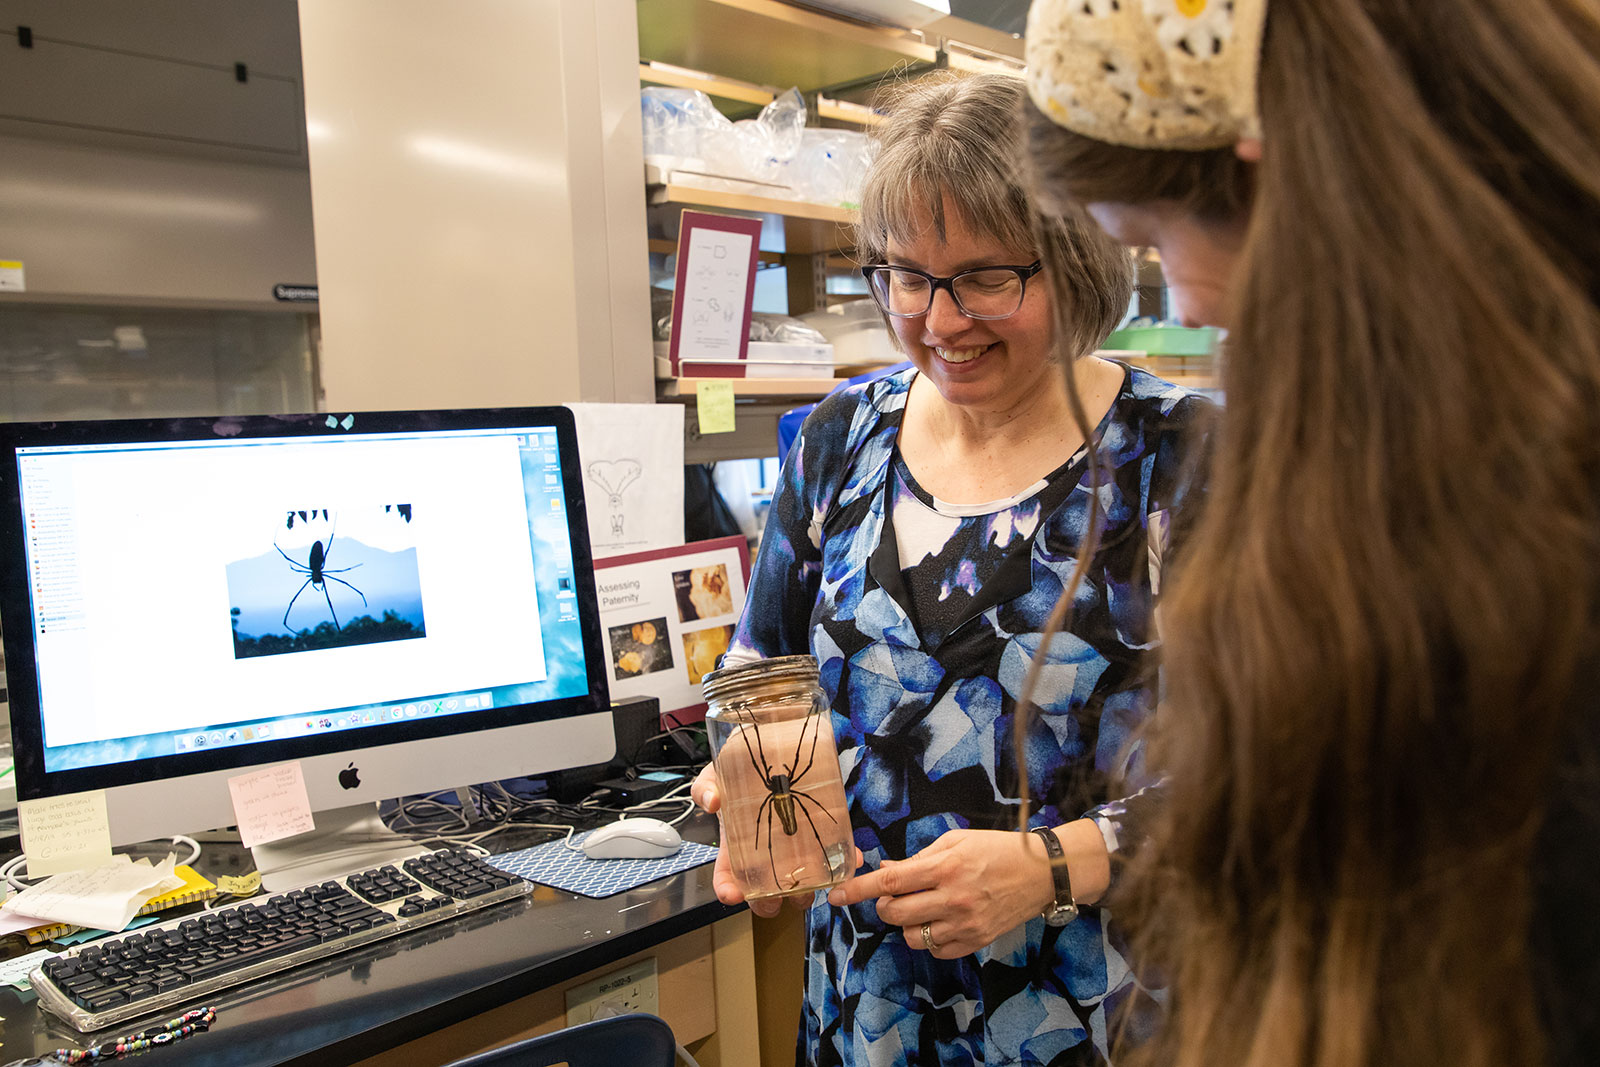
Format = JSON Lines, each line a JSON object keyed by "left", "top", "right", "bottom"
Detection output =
{"left": 789, "top": 787, "right": 838, "bottom": 833}
{"left": 754, "top": 792, "right": 774, "bottom": 850}
{"left": 283, "top": 578, "right": 315, "bottom": 631}
{"left": 319, "top": 580, "right": 340, "bottom": 631}
{"left": 729, "top": 711, "right": 842, "bottom": 894}
{"left": 753, "top": 794, "right": 793, "bottom": 891}
{"left": 324, "top": 574, "right": 367, "bottom": 610}
{"left": 789, "top": 704, "right": 824, "bottom": 788}
{"left": 733, "top": 713, "right": 776, "bottom": 787}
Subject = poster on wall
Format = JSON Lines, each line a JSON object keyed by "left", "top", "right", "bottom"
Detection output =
{"left": 566, "top": 402, "right": 684, "bottom": 556}
{"left": 595, "top": 535, "right": 750, "bottom": 724}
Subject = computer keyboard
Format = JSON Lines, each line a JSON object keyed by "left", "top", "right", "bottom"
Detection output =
{"left": 30, "top": 848, "right": 531, "bottom": 1033}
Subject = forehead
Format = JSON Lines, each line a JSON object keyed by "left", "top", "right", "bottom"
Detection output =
{"left": 885, "top": 196, "right": 1029, "bottom": 266}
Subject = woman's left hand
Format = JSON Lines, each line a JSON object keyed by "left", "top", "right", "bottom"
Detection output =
{"left": 826, "top": 828, "right": 1055, "bottom": 958}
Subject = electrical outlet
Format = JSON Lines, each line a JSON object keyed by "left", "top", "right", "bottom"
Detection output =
{"left": 564, "top": 957, "right": 659, "bottom": 1026}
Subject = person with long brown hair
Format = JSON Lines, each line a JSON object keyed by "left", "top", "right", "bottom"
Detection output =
{"left": 1013, "top": 1, "right": 1600, "bottom": 1065}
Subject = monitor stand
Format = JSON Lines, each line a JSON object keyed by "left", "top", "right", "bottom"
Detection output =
{"left": 249, "top": 803, "right": 426, "bottom": 892}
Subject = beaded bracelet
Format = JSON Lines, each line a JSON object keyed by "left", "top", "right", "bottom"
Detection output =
{"left": 52, "top": 1007, "right": 217, "bottom": 1063}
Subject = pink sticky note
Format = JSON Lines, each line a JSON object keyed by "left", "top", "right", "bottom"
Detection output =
{"left": 227, "top": 763, "right": 315, "bottom": 848}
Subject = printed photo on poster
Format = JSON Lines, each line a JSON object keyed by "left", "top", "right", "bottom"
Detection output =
{"left": 595, "top": 535, "right": 750, "bottom": 722}
{"left": 607, "top": 617, "right": 675, "bottom": 680}
{"left": 673, "top": 562, "right": 733, "bottom": 622}
{"left": 681, "top": 624, "right": 734, "bottom": 686}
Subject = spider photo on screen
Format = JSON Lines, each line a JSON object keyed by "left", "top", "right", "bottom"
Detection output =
{"left": 274, "top": 512, "right": 366, "bottom": 632}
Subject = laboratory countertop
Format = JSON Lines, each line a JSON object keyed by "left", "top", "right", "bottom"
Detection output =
{"left": 0, "top": 813, "right": 739, "bottom": 1067}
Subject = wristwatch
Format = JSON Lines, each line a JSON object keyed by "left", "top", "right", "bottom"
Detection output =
{"left": 1030, "top": 825, "right": 1080, "bottom": 926}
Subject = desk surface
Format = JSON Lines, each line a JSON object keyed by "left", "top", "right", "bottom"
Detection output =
{"left": 0, "top": 814, "right": 740, "bottom": 1067}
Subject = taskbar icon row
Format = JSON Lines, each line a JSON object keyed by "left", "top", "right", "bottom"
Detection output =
{"left": 174, "top": 692, "right": 494, "bottom": 754}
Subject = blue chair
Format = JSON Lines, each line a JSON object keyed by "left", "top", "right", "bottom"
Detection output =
{"left": 443, "top": 1012, "right": 678, "bottom": 1067}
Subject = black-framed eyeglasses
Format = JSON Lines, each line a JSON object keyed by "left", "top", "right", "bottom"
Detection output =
{"left": 860, "top": 260, "right": 1043, "bottom": 320}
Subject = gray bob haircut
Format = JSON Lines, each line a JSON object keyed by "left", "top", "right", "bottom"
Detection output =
{"left": 857, "top": 72, "right": 1133, "bottom": 359}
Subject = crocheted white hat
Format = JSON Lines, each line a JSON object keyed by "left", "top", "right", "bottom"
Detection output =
{"left": 1025, "top": 0, "right": 1268, "bottom": 150}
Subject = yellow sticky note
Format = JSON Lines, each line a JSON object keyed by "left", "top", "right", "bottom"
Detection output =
{"left": 217, "top": 872, "right": 262, "bottom": 897}
{"left": 227, "top": 762, "right": 315, "bottom": 849}
{"left": 696, "top": 380, "right": 736, "bottom": 434}
{"left": 18, "top": 790, "right": 114, "bottom": 877}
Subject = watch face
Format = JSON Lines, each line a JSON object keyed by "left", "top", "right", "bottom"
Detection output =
{"left": 1043, "top": 901, "right": 1080, "bottom": 927}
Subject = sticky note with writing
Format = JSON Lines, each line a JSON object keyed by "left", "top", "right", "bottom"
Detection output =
{"left": 217, "top": 872, "right": 263, "bottom": 897}
{"left": 18, "top": 790, "right": 113, "bottom": 877}
{"left": 228, "top": 763, "right": 315, "bottom": 848}
{"left": 696, "top": 380, "right": 736, "bottom": 434}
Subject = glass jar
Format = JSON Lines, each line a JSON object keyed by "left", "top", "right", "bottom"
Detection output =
{"left": 702, "top": 655, "right": 853, "bottom": 900}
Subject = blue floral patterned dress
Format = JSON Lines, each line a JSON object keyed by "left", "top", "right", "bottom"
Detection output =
{"left": 729, "top": 364, "right": 1209, "bottom": 1067}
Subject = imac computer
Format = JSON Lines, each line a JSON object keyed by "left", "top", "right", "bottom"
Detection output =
{"left": 0, "top": 407, "right": 613, "bottom": 888}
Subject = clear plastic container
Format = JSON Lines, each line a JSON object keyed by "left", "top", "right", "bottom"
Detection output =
{"left": 702, "top": 655, "right": 853, "bottom": 899}
{"left": 800, "top": 298, "right": 900, "bottom": 369}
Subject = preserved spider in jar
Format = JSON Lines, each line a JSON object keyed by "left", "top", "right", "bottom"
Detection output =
{"left": 702, "top": 655, "right": 853, "bottom": 899}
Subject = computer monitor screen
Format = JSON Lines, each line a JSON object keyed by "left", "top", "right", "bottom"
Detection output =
{"left": 0, "top": 407, "right": 613, "bottom": 871}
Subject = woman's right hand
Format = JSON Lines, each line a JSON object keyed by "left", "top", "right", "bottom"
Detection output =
{"left": 691, "top": 764, "right": 784, "bottom": 917}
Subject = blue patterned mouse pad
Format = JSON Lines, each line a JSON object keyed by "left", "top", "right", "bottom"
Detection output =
{"left": 488, "top": 832, "right": 719, "bottom": 899}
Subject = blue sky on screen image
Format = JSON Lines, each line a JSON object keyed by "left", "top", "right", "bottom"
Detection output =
{"left": 226, "top": 504, "right": 427, "bottom": 659}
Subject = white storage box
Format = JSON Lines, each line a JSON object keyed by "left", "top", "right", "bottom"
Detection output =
{"left": 655, "top": 340, "right": 835, "bottom": 380}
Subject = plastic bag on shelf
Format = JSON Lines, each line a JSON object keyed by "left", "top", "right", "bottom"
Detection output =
{"left": 640, "top": 87, "right": 727, "bottom": 174}
{"left": 777, "top": 128, "right": 877, "bottom": 208}
{"left": 749, "top": 312, "right": 828, "bottom": 345}
{"left": 700, "top": 87, "right": 807, "bottom": 184}
{"left": 642, "top": 85, "right": 809, "bottom": 185}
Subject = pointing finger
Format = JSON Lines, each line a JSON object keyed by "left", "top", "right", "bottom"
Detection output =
{"left": 827, "top": 855, "right": 936, "bottom": 907}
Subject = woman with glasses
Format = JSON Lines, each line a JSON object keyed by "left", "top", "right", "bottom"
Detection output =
{"left": 692, "top": 72, "right": 1212, "bottom": 1066}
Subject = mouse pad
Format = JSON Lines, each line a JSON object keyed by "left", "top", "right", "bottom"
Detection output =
{"left": 488, "top": 831, "right": 720, "bottom": 899}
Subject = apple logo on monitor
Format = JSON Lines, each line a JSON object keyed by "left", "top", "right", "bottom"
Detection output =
{"left": 339, "top": 763, "right": 361, "bottom": 790}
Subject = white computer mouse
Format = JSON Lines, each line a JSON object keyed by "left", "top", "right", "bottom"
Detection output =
{"left": 580, "top": 817, "right": 685, "bottom": 860}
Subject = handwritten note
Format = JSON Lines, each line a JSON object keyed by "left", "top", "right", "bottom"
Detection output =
{"left": 217, "top": 871, "right": 262, "bottom": 897}
{"left": 696, "top": 380, "right": 736, "bottom": 434}
{"left": 0, "top": 948, "right": 55, "bottom": 990}
{"left": 228, "top": 762, "right": 315, "bottom": 848}
{"left": 18, "top": 790, "right": 113, "bottom": 877}
{"left": 3, "top": 856, "right": 180, "bottom": 932}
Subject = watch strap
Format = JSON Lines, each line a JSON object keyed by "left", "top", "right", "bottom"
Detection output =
{"left": 1030, "top": 825, "right": 1080, "bottom": 925}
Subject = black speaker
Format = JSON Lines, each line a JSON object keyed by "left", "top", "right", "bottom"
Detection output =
{"left": 607, "top": 695, "right": 664, "bottom": 771}
{"left": 543, "top": 696, "right": 663, "bottom": 803}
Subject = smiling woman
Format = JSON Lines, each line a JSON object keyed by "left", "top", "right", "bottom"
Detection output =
{"left": 691, "top": 71, "right": 1216, "bottom": 1067}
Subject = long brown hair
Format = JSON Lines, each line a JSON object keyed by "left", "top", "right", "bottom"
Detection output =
{"left": 1024, "top": 1, "right": 1600, "bottom": 1065}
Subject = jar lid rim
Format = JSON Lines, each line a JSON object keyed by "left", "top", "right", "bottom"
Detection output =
{"left": 701, "top": 654, "right": 819, "bottom": 701}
